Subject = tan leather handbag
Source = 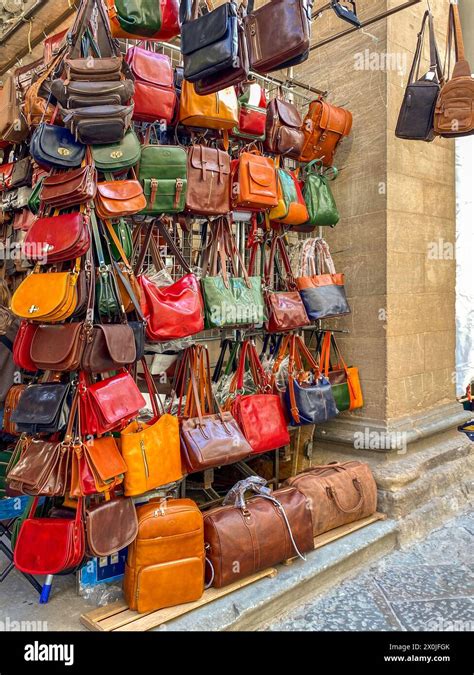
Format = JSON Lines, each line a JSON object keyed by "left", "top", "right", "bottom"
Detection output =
{"left": 286, "top": 461, "right": 378, "bottom": 537}
{"left": 95, "top": 173, "right": 146, "bottom": 219}
{"left": 0, "top": 74, "right": 29, "bottom": 143}
{"left": 179, "top": 81, "right": 239, "bottom": 130}
{"left": 299, "top": 97, "right": 353, "bottom": 167}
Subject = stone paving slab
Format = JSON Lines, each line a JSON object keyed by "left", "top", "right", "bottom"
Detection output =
{"left": 373, "top": 565, "right": 474, "bottom": 602}
{"left": 390, "top": 598, "right": 474, "bottom": 632}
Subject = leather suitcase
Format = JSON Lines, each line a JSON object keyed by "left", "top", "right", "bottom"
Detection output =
{"left": 123, "top": 498, "right": 205, "bottom": 613}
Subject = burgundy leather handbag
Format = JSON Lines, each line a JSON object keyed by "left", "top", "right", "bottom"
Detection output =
{"left": 13, "top": 321, "right": 38, "bottom": 372}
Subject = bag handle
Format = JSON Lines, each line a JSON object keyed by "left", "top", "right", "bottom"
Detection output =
{"left": 327, "top": 479, "right": 364, "bottom": 514}
{"left": 141, "top": 356, "right": 165, "bottom": 418}
{"left": 444, "top": 2, "right": 470, "bottom": 79}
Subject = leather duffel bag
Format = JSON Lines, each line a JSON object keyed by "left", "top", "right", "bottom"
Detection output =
{"left": 204, "top": 477, "right": 314, "bottom": 588}
{"left": 286, "top": 461, "right": 378, "bottom": 537}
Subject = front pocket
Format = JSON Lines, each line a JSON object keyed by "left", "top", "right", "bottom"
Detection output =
{"left": 437, "top": 97, "right": 473, "bottom": 132}
{"left": 142, "top": 178, "right": 187, "bottom": 213}
{"left": 278, "top": 126, "right": 305, "bottom": 156}
{"left": 68, "top": 95, "right": 122, "bottom": 108}
{"left": 135, "top": 557, "right": 204, "bottom": 613}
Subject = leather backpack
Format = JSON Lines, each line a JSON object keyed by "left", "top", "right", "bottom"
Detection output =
{"left": 434, "top": 3, "right": 474, "bottom": 138}
{"left": 299, "top": 97, "right": 353, "bottom": 166}
{"left": 125, "top": 46, "right": 177, "bottom": 124}
{"left": 265, "top": 97, "right": 305, "bottom": 158}
{"left": 185, "top": 145, "right": 231, "bottom": 216}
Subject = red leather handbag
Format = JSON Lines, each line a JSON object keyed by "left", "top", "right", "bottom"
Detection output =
{"left": 0, "top": 163, "right": 14, "bottom": 191}
{"left": 135, "top": 221, "right": 204, "bottom": 342}
{"left": 229, "top": 341, "right": 290, "bottom": 454}
{"left": 23, "top": 211, "right": 90, "bottom": 263}
{"left": 14, "top": 497, "right": 85, "bottom": 575}
{"left": 79, "top": 370, "right": 146, "bottom": 436}
{"left": 13, "top": 321, "right": 38, "bottom": 372}
{"left": 125, "top": 46, "right": 177, "bottom": 124}
{"left": 233, "top": 82, "right": 267, "bottom": 140}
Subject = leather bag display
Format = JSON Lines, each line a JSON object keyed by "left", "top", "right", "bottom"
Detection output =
{"left": 300, "top": 160, "right": 340, "bottom": 228}
{"left": 265, "top": 98, "right": 305, "bottom": 158}
{"left": 125, "top": 46, "right": 177, "bottom": 124}
{"left": 204, "top": 477, "right": 314, "bottom": 588}
{"left": 185, "top": 145, "right": 231, "bottom": 215}
{"left": 434, "top": 3, "right": 474, "bottom": 138}
{"left": 85, "top": 497, "right": 138, "bottom": 557}
{"left": 106, "top": 0, "right": 180, "bottom": 40}
{"left": 286, "top": 462, "right": 377, "bottom": 536}
{"left": 396, "top": 11, "right": 443, "bottom": 142}
{"left": 230, "top": 150, "right": 278, "bottom": 210}
{"left": 295, "top": 237, "right": 351, "bottom": 320}
{"left": 299, "top": 97, "right": 353, "bottom": 166}
{"left": 124, "top": 498, "right": 204, "bottom": 613}
{"left": 179, "top": 81, "right": 239, "bottom": 130}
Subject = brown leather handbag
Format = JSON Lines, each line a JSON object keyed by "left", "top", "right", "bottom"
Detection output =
{"left": 85, "top": 497, "right": 138, "bottom": 557}
{"left": 204, "top": 478, "right": 314, "bottom": 588}
{"left": 434, "top": 3, "right": 474, "bottom": 138}
{"left": 81, "top": 323, "right": 137, "bottom": 373}
{"left": 245, "top": 0, "right": 312, "bottom": 74}
{"left": 185, "top": 145, "right": 231, "bottom": 216}
{"left": 124, "top": 498, "right": 205, "bottom": 613}
{"left": 299, "top": 97, "right": 353, "bottom": 166}
{"left": 286, "top": 461, "right": 378, "bottom": 537}
{"left": 265, "top": 98, "right": 305, "bottom": 158}
{"left": 3, "top": 385, "right": 26, "bottom": 435}
{"left": 40, "top": 164, "right": 97, "bottom": 209}
{"left": 30, "top": 323, "right": 87, "bottom": 372}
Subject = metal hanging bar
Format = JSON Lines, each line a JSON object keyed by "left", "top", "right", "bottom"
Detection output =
{"left": 310, "top": 0, "right": 422, "bottom": 51}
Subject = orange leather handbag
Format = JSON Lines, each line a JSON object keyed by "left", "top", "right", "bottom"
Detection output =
{"left": 95, "top": 172, "right": 147, "bottom": 219}
{"left": 269, "top": 168, "right": 309, "bottom": 226}
{"left": 230, "top": 150, "right": 278, "bottom": 210}
{"left": 299, "top": 97, "right": 353, "bottom": 167}
{"left": 179, "top": 81, "right": 239, "bottom": 130}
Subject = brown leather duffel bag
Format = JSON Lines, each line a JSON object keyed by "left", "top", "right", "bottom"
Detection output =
{"left": 286, "top": 461, "right": 378, "bottom": 537}
{"left": 204, "top": 478, "right": 314, "bottom": 588}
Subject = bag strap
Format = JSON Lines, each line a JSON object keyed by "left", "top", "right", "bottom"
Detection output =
{"left": 67, "top": 0, "right": 118, "bottom": 59}
{"left": 408, "top": 11, "right": 443, "bottom": 85}
{"left": 141, "top": 357, "right": 165, "bottom": 418}
{"left": 156, "top": 218, "right": 192, "bottom": 274}
{"left": 445, "top": 2, "right": 470, "bottom": 79}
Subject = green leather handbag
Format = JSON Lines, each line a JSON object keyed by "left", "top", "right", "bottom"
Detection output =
{"left": 91, "top": 129, "right": 141, "bottom": 173}
{"left": 200, "top": 218, "right": 266, "bottom": 329}
{"left": 302, "top": 160, "right": 340, "bottom": 228}
{"left": 114, "top": 0, "right": 162, "bottom": 36}
{"left": 138, "top": 140, "right": 188, "bottom": 215}
{"left": 27, "top": 177, "right": 45, "bottom": 215}
{"left": 90, "top": 208, "right": 120, "bottom": 320}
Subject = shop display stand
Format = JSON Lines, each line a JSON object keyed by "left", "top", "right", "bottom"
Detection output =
{"left": 80, "top": 512, "right": 386, "bottom": 632}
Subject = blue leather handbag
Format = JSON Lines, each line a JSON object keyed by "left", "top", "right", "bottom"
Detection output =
{"left": 30, "top": 123, "right": 86, "bottom": 169}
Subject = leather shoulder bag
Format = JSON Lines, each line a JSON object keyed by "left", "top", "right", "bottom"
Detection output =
{"left": 106, "top": 0, "right": 180, "bottom": 40}
{"left": 95, "top": 171, "right": 146, "bottom": 220}
{"left": 24, "top": 210, "right": 91, "bottom": 263}
{"left": 299, "top": 97, "right": 353, "bottom": 166}
{"left": 30, "top": 122, "right": 86, "bottom": 170}
{"left": 185, "top": 144, "right": 231, "bottom": 216}
{"left": 179, "top": 81, "right": 239, "bottom": 130}
{"left": 85, "top": 496, "right": 138, "bottom": 558}
{"left": 12, "top": 320, "right": 38, "bottom": 372}
{"left": 91, "top": 128, "right": 141, "bottom": 173}
{"left": 269, "top": 167, "right": 309, "bottom": 226}
{"left": 0, "top": 73, "right": 29, "bottom": 143}
{"left": 300, "top": 160, "right": 339, "bottom": 228}
{"left": 10, "top": 380, "right": 71, "bottom": 435}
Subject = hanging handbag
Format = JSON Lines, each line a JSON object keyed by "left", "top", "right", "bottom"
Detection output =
{"left": 24, "top": 211, "right": 91, "bottom": 263}
{"left": 70, "top": 435, "right": 127, "bottom": 497}
{"left": 30, "top": 122, "right": 86, "bottom": 170}
{"left": 13, "top": 321, "right": 38, "bottom": 372}
{"left": 60, "top": 104, "right": 135, "bottom": 145}
{"left": 185, "top": 145, "right": 231, "bottom": 216}
{"left": 135, "top": 220, "right": 204, "bottom": 341}
{"left": 204, "top": 477, "right": 314, "bottom": 588}
{"left": 79, "top": 369, "right": 146, "bottom": 436}
{"left": 230, "top": 149, "right": 278, "bottom": 210}
{"left": 318, "top": 330, "right": 363, "bottom": 412}
{"left": 121, "top": 359, "right": 182, "bottom": 496}
{"left": 434, "top": 3, "right": 474, "bottom": 138}
{"left": 125, "top": 46, "right": 177, "bottom": 124}
{"left": 95, "top": 172, "right": 146, "bottom": 219}
{"left": 11, "top": 258, "right": 81, "bottom": 322}
{"left": 10, "top": 381, "right": 71, "bottom": 435}
{"left": 269, "top": 168, "right": 309, "bottom": 226}
{"left": 286, "top": 462, "right": 377, "bottom": 537}
{"left": 14, "top": 497, "right": 84, "bottom": 575}
{"left": 81, "top": 323, "right": 137, "bottom": 373}
{"left": 10, "top": 157, "right": 32, "bottom": 189}
{"left": 51, "top": 79, "right": 134, "bottom": 109}
{"left": 299, "top": 97, "right": 353, "bottom": 166}
{"left": 232, "top": 81, "right": 267, "bottom": 140}
{"left": 296, "top": 237, "right": 350, "bottom": 320}
{"left": 283, "top": 334, "right": 338, "bottom": 426}
{"left": 178, "top": 345, "right": 252, "bottom": 473}
{"left": 2, "top": 385, "right": 27, "bottom": 435}
{"left": 0, "top": 73, "right": 29, "bottom": 143}
{"left": 229, "top": 340, "right": 290, "bottom": 454}
{"left": 138, "top": 128, "right": 187, "bottom": 214}
{"left": 265, "top": 97, "right": 305, "bottom": 158}
{"left": 396, "top": 11, "right": 443, "bottom": 141}
{"left": 106, "top": 0, "right": 180, "bottom": 40}
{"left": 91, "top": 129, "right": 141, "bottom": 173}
{"left": 179, "top": 81, "right": 239, "bottom": 130}
{"left": 300, "top": 160, "right": 339, "bottom": 228}
{"left": 201, "top": 217, "right": 266, "bottom": 329}
{"left": 85, "top": 497, "right": 138, "bottom": 558}
{"left": 245, "top": 0, "right": 313, "bottom": 74}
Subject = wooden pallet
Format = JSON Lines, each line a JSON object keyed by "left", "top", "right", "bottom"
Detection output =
{"left": 81, "top": 512, "right": 386, "bottom": 631}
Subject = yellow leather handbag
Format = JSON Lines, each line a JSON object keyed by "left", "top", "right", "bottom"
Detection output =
{"left": 11, "top": 259, "right": 80, "bottom": 322}
{"left": 179, "top": 81, "right": 239, "bottom": 130}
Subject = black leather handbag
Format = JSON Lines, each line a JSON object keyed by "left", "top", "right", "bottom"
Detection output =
{"left": 30, "top": 123, "right": 86, "bottom": 169}
{"left": 395, "top": 11, "right": 443, "bottom": 142}
{"left": 10, "top": 382, "right": 71, "bottom": 434}
{"left": 180, "top": 0, "right": 242, "bottom": 84}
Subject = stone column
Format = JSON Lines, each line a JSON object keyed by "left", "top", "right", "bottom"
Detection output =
{"left": 294, "top": 0, "right": 473, "bottom": 543}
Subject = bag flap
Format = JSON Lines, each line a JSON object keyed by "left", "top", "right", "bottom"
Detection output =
{"left": 126, "top": 47, "right": 173, "bottom": 87}
{"left": 30, "top": 323, "right": 83, "bottom": 364}
{"left": 42, "top": 165, "right": 89, "bottom": 188}
{"left": 140, "top": 144, "right": 187, "bottom": 169}
{"left": 14, "top": 517, "right": 73, "bottom": 573}
{"left": 11, "top": 383, "right": 69, "bottom": 425}
{"left": 181, "top": 3, "right": 231, "bottom": 56}
{"left": 35, "top": 123, "right": 85, "bottom": 164}
{"left": 97, "top": 180, "right": 144, "bottom": 201}
{"left": 91, "top": 130, "right": 141, "bottom": 168}
{"left": 248, "top": 160, "right": 275, "bottom": 187}
{"left": 86, "top": 498, "right": 138, "bottom": 556}
{"left": 319, "top": 102, "right": 353, "bottom": 136}
{"left": 98, "top": 324, "right": 136, "bottom": 364}
{"left": 25, "top": 213, "right": 85, "bottom": 251}
{"left": 11, "top": 271, "right": 75, "bottom": 318}
{"left": 88, "top": 371, "right": 145, "bottom": 425}
{"left": 275, "top": 99, "right": 302, "bottom": 128}
{"left": 189, "top": 146, "right": 231, "bottom": 174}
{"left": 85, "top": 436, "right": 127, "bottom": 481}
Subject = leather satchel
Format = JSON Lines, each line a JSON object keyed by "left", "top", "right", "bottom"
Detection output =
{"left": 204, "top": 477, "right": 314, "bottom": 588}
{"left": 81, "top": 323, "right": 137, "bottom": 373}
{"left": 10, "top": 381, "right": 70, "bottom": 435}
{"left": 185, "top": 145, "right": 231, "bottom": 216}
{"left": 106, "top": 0, "right": 180, "bottom": 40}
{"left": 14, "top": 497, "right": 84, "bottom": 575}
{"left": 245, "top": 0, "right": 313, "bottom": 74}
{"left": 24, "top": 211, "right": 91, "bottom": 263}
{"left": 30, "top": 123, "right": 86, "bottom": 170}
{"left": 265, "top": 98, "right": 305, "bottom": 158}
{"left": 85, "top": 497, "right": 138, "bottom": 558}
{"left": 10, "top": 157, "right": 32, "bottom": 189}
{"left": 138, "top": 131, "right": 188, "bottom": 214}
{"left": 30, "top": 323, "right": 86, "bottom": 372}
{"left": 396, "top": 11, "right": 443, "bottom": 142}
{"left": 91, "top": 129, "right": 141, "bottom": 173}
{"left": 286, "top": 462, "right": 378, "bottom": 537}
{"left": 434, "top": 3, "right": 474, "bottom": 138}
{"left": 230, "top": 150, "right": 278, "bottom": 210}
{"left": 125, "top": 47, "right": 177, "bottom": 124}
{"left": 95, "top": 175, "right": 146, "bottom": 219}
{"left": 299, "top": 97, "right": 353, "bottom": 166}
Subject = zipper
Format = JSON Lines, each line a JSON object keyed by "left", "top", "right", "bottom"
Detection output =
{"left": 140, "top": 438, "right": 149, "bottom": 478}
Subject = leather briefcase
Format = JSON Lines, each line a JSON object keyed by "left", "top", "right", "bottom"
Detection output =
{"left": 204, "top": 478, "right": 314, "bottom": 588}
{"left": 286, "top": 461, "right": 378, "bottom": 537}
